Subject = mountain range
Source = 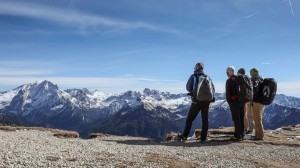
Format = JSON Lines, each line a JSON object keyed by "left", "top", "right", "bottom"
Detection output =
{"left": 1, "top": 80, "right": 299, "bottom": 141}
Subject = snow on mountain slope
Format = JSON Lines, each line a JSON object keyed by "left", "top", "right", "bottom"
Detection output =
{"left": 1, "top": 81, "right": 77, "bottom": 116}
{"left": 1, "top": 80, "right": 300, "bottom": 120}
{"left": 273, "top": 94, "right": 300, "bottom": 109}
{"left": 141, "top": 88, "right": 190, "bottom": 112}
{"left": 0, "top": 89, "right": 19, "bottom": 109}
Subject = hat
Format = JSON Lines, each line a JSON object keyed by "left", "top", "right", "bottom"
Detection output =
{"left": 250, "top": 68, "right": 259, "bottom": 77}
{"left": 238, "top": 68, "right": 245, "bottom": 75}
{"left": 226, "top": 66, "right": 235, "bottom": 76}
{"left": 195, "top": 62, "right": 204, "bottom": 69}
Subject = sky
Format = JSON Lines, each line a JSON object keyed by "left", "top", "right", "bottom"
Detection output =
{"left": 0, "top": 0, "right": 299, "bottom": 97}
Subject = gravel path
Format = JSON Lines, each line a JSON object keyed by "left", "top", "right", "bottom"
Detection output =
{"left": 0, "top": 130, "right": 299, "bottom": 168}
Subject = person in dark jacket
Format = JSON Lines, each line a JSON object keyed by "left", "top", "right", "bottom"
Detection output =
{"left": 238, "top": 68, "right": 254, "bottom": 134}
{"left": 178, "top": 62, "right": 215, "bottom": 142}
{"left": 226, "top": 66, "right": 244, "bottom": 141}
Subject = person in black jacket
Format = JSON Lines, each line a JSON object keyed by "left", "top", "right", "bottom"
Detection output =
{"left": 178, "top": 62, "right": 215, "bottom": 142}
{"left": 238, "top": 68, "right": 254, "bottom": 134}
{"left": 226, "top": 66, "right": 244, "bottom": 141}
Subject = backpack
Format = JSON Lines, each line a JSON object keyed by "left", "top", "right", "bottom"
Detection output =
{"left": 251, "top": 77, "right": 263, "bottom": 100}
{"left": 192, "top": 75, "right": 215, "bottom": 101}
{"left": 237, "top": 75, "right": 253, "bottom": 104}
{"left": 260, "top": 78, "right": 277, "bottom": 105}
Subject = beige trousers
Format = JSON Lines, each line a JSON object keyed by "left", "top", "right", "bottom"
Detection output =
{"left": 244, "top": 102, "right": 255, "bottom": 131}
{"left": 251, "top": 102, "right": 265, "bottom": 140}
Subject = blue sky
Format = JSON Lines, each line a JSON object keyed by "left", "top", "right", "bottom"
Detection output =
{"left": 0, "top": 0, "right": 299, "bottom": 97}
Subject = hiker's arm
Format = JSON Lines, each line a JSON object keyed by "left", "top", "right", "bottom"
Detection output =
{"left": 186, "top": 75, "right": 194, "bottom": 93}
{"left": 225, "top": 79, "right": 231, "bottom": 104}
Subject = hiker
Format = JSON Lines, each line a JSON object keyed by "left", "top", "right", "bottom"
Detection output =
{"left": 237, "top": 68, "right": 254, "bottom": 134}
{"left": 226, "top": 66, "right": 244, "bottom": 141}
{"left": 178, "top": 62, "right": 215, "bottom": 142}
{"left": 249, "top": 68, "right": 265, "bottom": 140}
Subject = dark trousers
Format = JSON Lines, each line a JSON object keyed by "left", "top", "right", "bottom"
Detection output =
{"left": 182, "top": 101, "right": 210, "bottom": 141}
{"left": 229, "top": 102, "right": 245, "bottom": 138}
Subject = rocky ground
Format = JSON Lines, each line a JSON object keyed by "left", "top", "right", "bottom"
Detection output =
{"left": 0, "top": 125, "right": 299, "bottom": 168}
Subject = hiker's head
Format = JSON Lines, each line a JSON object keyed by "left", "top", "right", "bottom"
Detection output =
{"left": 238, "top": 68, "right": 245, "bottom": 75}
{"left": 226, "top": 66, "right": 235, "bottom": 77}
{"left": 250, "top": 68, "right": 259, "bottom": 77}
{"left": 194, "top": 62, "right": 204, "bottom": 70}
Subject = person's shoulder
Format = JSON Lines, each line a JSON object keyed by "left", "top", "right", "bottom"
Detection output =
{"left": 226, "top": 77, "right": 232, "bottom": 83}
{"left": 230, "top": 75, "right": 238, "bottom": 79}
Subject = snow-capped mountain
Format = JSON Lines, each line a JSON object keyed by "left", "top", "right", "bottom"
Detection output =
{"left": 0, "top": 80, "right": 299, "bottom": 140}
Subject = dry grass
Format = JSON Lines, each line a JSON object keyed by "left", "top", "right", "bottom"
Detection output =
{"left": 65, "top": 157, "right": 77, "bottom": 162}
{"left": 89, "top": 133, "right": 111, "bottom": 139}
{"left": 0, "top": 125, "right": 79, "bottom": 138}
{"left": 165, "top": 131, "right": 179, "bottom": 141}
{"left": 45, "top": 156, "right": 60, "bottom": 162}
{"left": 208, "top": 127, "right": 235, "bottom": 135}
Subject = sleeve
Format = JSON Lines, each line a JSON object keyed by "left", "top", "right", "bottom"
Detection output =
{"left": 225, "top": 79, "right": 232, "bottom": 104}
{"left": 186, "top": 75, "right": 195, "bottom": 93}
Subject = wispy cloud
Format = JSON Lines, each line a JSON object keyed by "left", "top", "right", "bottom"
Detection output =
{"left": 278, "top": 81, "right": 300, "bottom": 97}
{"left": 0, "top": 77, "right": 186, "bottom": 94}
{"left": 0, "top": 60, "right": 69, "bottom": 76}
{"left": 244, "top": 11, "right": 262, "bottom": 19}
{"left": 0, "top": 69, "right": 54, "bottom": 76}
{"left": 288, "top": 0, "right": 295, "bottom": 16}
{"left": 118, "top": 48, "right": 162, "bottom": 56}
{"left": 1, "top": 77, "right": 299, "bottom": 97}
{"left": 0, "top": 1, "right": 179, "bottom": 34}
{"left": 261, "top": 62, "right": 274, "bottom": 65}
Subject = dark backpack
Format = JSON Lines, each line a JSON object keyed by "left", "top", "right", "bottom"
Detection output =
{"left": 192, "top": 74, "right": 215, "bottom": 101}
{"left": 251, "top": 77, "right": 263, "bottom": 100}
{"left": 237, "top": 75, "right": 253, "bottom": 104}
{"left": 260, "top": 78, "right": 277, "bottom": 105}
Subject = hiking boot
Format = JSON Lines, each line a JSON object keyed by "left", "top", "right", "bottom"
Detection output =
{"left": 177, "top": 134, "right": 187, "bottom": 142}
{"left": 200, "top": 138, "right": 210, "bottom": 143}
{"left": 230, "top": 136, "right": 243, "bottom": 141}
{"left": 245, "top": 130, "right": 253, "bottom": 134}
{"left": 249, "top": 136, "right": 263, "bottom": 141}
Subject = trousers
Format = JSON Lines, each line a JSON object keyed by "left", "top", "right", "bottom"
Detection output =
{"left": 182, "top": 101, "right": 210, "bottom": 141}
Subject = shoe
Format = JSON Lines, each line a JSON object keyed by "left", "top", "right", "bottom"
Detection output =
{"left": 200, "top": 138, "right": 210, "bottom": 143}
{"left": 249, "top": 136, "right": 263, "bottom": 141}
{"left": 230, "top": 136, "right": 242, "bottom": 141}
{"left": 245, "top": 130, "right": 253, "bottom": 134}
{"left": 177, "top": 134, "right": 187, "bottom": 142}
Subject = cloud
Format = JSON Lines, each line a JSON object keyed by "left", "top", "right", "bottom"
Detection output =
{"left": 1, "top": 77, "right": 299, "bottom": 97}
{"left": 244, "top": 11, "right": 262, "bottom": 19}
{"left": 118, "top": 48, "right": 162, "bottom": 56}
{"left": 0, "top": 69, "right": 55, "bottom": 76}
{"left": 0, "top": 76, "right": 186, "bottom": 93}
{"left": 288, "top": 0, "right": 295, "bottom": 16}
{"left": 0, "top": 60, "right": 70, "bottom": 76}
{"left": 0, "top": 1, "right": 179, "bottom": 34}
{"left": 278, "top": 81, "right": 300, "bottom": 97}
{"left": 261, "top": 62, "right": 274, "bottom": 65}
